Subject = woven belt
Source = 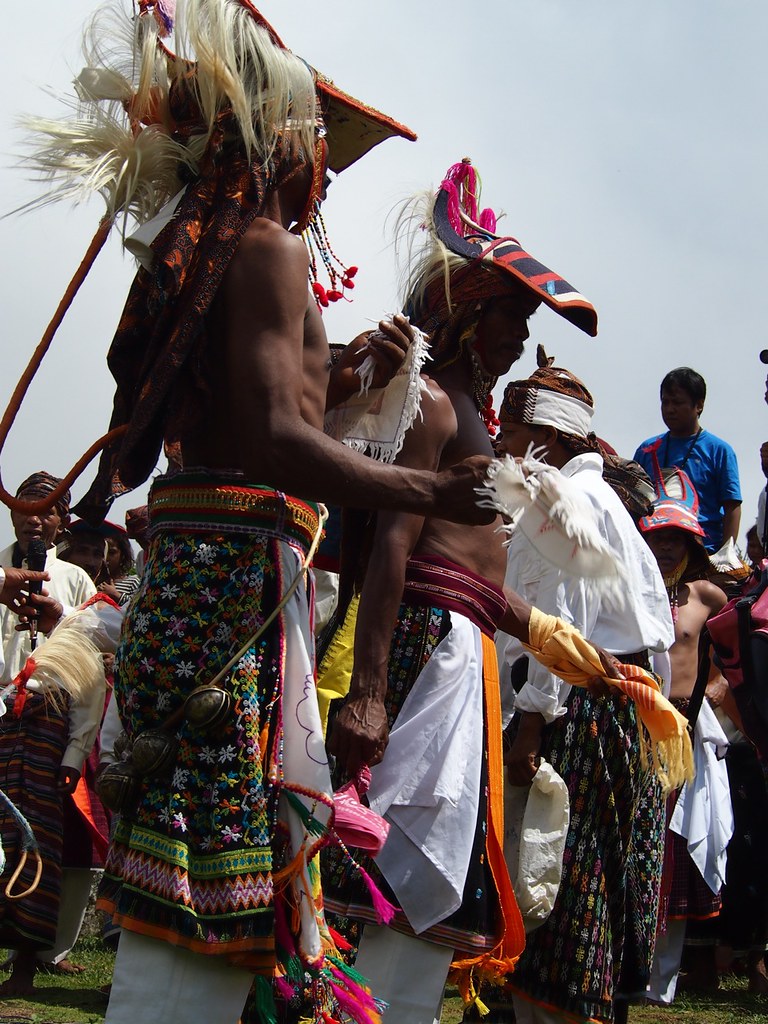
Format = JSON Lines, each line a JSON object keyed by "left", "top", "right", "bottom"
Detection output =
{"left": 149, "top": 473, "right": 321, "bottom": 552}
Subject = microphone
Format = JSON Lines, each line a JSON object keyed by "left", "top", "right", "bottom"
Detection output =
{"left": 26, "top": 538, "right": 47, "bottom": 651}
{"left": 760, "top": 350, "right": 768, "bottom": 365}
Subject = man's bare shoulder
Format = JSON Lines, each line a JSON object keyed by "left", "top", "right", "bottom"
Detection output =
{"left": 419, "top": 376, "right": 459, "bottom": 437}
{"left": 234, "top": 218, "right": 308, "bottom": 270}
{"left": 688, "top": 578, "right": 728, "bottom": 614}
{"left": 223, "top": 217, "right": 309, "bottom": 317}
{"left": 391, "top": 375, "right": 457, "bottom": 472}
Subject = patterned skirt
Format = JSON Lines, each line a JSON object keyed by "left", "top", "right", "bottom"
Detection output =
{"left": 507, "top": 688, "right": 666, "bottom": 1023}
{"left": 0, "top": 694, "right": 67, "bottom": 950}
{"left": 97, "top": 472, "right": 325, "bottom": 974}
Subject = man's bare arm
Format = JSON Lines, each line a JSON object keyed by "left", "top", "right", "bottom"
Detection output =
{"left": 700, "top": 579, "right": 728, "bottom": 617}
{"left": 498, "top": 586, "right": 533, "bottom": 642}
{"left": 223, "top": 225, "right": 492, "bottom": 523}
{"left": 721, "top": 500, "right": 741, "bottom": 547}
{"left": 327, "top": 384, "right": 456, "bottom": 778}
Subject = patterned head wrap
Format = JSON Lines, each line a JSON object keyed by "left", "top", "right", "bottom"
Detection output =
{"left": 500, "top": 364, "right": 595, "bottom": 438}
{"left": 601, "top": 456, "right": 655, "bottom": 522}
{"left": 15, "top": 472, "right": 71, "bottom": 520}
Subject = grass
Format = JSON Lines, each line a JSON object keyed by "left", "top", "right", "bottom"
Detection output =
{"left": 440, "top": 976, "right": 768, "bottom": 1023}
{"left": 0, "top": 938, "right": 113, "bottom": 1024}
{"left": 0, "top": 942, "right": 765, "bottom": 1023}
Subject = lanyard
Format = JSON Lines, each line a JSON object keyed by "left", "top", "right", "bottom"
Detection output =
{"left": 661, "top": 428, "right": 702, "bottom": 471}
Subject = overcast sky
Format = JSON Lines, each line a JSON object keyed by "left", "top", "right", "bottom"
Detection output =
{"left": 1, "top": 1, "right": 766, "bottom": 550}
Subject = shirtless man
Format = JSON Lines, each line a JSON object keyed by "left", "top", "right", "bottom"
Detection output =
{"left": 640, "top": 496, "right": 729, "bottom": 1005}
{"left": 638, "top": 499, "right": 729, "bottom": 1003}
{"left": 641, "top": 524, "right": 726, "bottom": 701}
{"left": 325, "top": 160, "right": 599, "bottom": 1024}
{"left": 23, "top": 6, "right": 498, "bottom": 1024}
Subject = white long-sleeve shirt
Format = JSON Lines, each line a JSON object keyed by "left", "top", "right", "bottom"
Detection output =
{"left": 498, "top": 453, "right": 675, "bottom": 722}
{"left": 0, "top": 543, "right": 101, "bottom": 770}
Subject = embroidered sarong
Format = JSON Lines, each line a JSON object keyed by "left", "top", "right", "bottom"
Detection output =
{"left": 506, "top": 673, "right": 666, "bottom": 1023}
{"left": 0, "top": 694, "right": 67, "bottom": 949}
{"left": 98, "top": 471, "right": 339, "bottom": 979}
{"left": 324, "top": 556, "right": 523, "bottom": 976}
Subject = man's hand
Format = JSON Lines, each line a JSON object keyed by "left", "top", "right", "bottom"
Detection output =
{"left": 327, "top": 315, "right": 414, "bottom": 409}
{"left": 434, "top": 455, "right": 496, "bottom": 524}
{"left": 57, "top": 766, "right": 81, "bottom": 794}
{"left": 327, "top": 694, "right": 389, "bottom": 780}
{"left": 363, "top": 315, "right": 415, "bottom": 387}
{"left": 14, "top": 591, "right": 64, "bottom": 636}
{"left": 586, "top": 646, "right": 624, "bottom": 696}
{"left": 0, "top": 568, "right": 49, "bottom": 609}
{"left": 506, "top": 711, "right": 545, "bottom": 785}
{"left": 761, "top": 442, "right": 768, "bottom": 479}
{"left": 705, "top": 675, "right": 729, "bottom": 709}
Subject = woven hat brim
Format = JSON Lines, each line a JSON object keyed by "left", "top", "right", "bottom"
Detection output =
{"left": 316, "top": 75, "right": 417, "bottom": 174}
{"left": 639, "top": 501, "right": 706, "bottom": 538}
{"left": 228, "top": 2, "right": 416, "bottom": 172}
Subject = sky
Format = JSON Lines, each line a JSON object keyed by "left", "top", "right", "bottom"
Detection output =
{"left": 0, "top": 1, "right": 766, "bottom": 551}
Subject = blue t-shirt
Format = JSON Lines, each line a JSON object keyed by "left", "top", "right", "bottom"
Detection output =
{"left": 633, "top": 429, "right": 742, "bottom": 552}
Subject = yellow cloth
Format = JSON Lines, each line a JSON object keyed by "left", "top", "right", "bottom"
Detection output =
{"left": 316, "top": 594, "right": 359, "bottom": 735}
{"left": 524, "top": 608, "right": 693, "bottom": 793}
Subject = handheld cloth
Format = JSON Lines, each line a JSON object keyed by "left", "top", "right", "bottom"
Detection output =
{"left": 524, "top": 608, "right": 693, "bottom": 793}
{"left": 324, "top": 320, "right": 431, "bottom": 463}
{"left": 503, "top": 760, "right": 570, "bottom": 933}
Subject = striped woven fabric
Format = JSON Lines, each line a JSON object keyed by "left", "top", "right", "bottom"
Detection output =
{"left": 0, "top": 694, "right": 67, "bottom": 949}
{"left": 403, "top": 554, "right": 506, "bottom": 638}
{"left": 148, "top": 470, "right": 322, "bottom": 551}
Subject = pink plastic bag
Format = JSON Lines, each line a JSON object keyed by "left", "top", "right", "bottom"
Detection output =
{"left": 333, "top": 766, "right": 390, "bottom": 855}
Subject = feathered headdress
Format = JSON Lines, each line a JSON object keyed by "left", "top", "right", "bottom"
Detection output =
{"left": 398, "top": 158, "right": 598, "bottom": 434}
{"left": 0, "top": 0, "right": 417, "bottom": 522}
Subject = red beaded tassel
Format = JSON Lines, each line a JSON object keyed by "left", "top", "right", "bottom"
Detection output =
{"left": 481, "top": 394, "right": 500, "bottom": 438}
{"left": 304, "top": 205, "right": 358, "bottom": 311}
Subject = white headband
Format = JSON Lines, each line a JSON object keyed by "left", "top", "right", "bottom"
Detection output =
{"left": 527, "top": 389, "right": 594, "bottom": 438}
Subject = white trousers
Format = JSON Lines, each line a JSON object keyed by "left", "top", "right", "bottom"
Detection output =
{"left": 354, "top": 925, "right": 454, "bottom": 1024}
{"left": 37, "top": 867, "right": 97, "bottom": 964}
{"left": 647, "top": 918, "right": 686, "bottom": 1004}
{"left": 104, "top": 931, "right": 254, "bottom": 1024}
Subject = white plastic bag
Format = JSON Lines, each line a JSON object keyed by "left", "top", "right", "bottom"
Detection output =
{"left": 504, "top": 759, "right": 570, "bottom": 931}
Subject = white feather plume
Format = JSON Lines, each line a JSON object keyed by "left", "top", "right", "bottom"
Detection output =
{"left": 478, "top": 448, "right": 627, "bottom": 605}
{"left": 16, "top": 100, "right": 193, "bottom": 230}
{"left": 2, "top": 622, "right": 104, "bottom": 713}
